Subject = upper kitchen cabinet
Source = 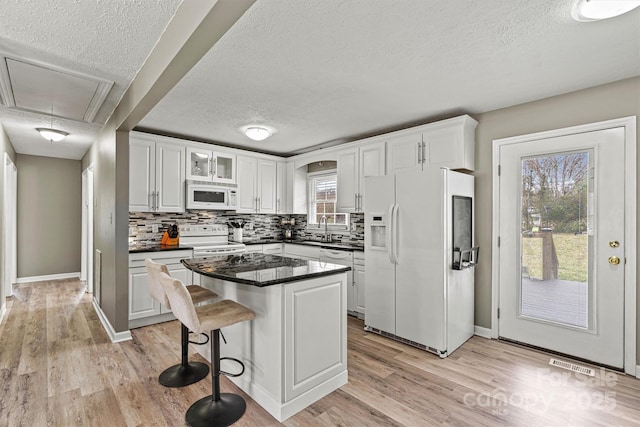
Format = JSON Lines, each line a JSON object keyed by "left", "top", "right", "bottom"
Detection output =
{"left": 129, "top": 135, "right": 185, "bottom": 213}
{"left": 276, "top": 162, "right": 293, "bottom": 214}
{"left": 237, "top": 156, "right": 277, "bottom": 214}
{"left": 186, "top": 147, "right": 236, "bottom": 184}
{"left": 386, "top": 115, "right": 477, "bottom": 174}
{"left": 336, "top": 142, "right": 385, "bottom": 213}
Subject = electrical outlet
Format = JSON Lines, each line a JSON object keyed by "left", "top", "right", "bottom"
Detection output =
{"left": 247, "top": 222, "right": 254, "bottom": 230}
{"left": 152, "top": 224, "right": 159, "bottom": 233}
{"left": 129, "top": 227, "right": 134, "bottom": 235}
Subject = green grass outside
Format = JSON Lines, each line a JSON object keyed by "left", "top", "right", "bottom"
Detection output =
{"left": 522, "top": 233, "right": 588, "bottom": 282}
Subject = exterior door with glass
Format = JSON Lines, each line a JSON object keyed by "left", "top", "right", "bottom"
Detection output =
{"left": 498, "top": 127, "right": 625, "bottom": 368}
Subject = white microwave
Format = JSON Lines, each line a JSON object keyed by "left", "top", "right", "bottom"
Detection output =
{"left": 186, "top": 181, "right": 237, "bottom": 210}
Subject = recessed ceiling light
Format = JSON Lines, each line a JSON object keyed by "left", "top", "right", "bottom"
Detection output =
{"left": 36, "top": 127, "right": 68, "bottom": 142}
{"left": 244, "top": 126, "right": 272, "bottom": 141}
{"left": 572, "top": 0, "right": 640, "bottom": 21}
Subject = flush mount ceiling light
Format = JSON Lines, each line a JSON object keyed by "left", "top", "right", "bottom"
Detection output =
{"left": 36, "top": 127, "right": 68, "bottom": 142}
{"left": 572, "top": 0, "right": 640, "bottom": 21}
{"left": 244, "top": 126, "right": 272, "bottom": 141}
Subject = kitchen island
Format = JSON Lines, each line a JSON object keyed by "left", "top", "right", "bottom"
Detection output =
{"left": 181, "top": 253, "right": 350, "bottom": 422}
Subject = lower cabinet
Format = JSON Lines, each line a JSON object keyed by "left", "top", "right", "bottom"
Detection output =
{"left": 263, "top": 243, "right": 283, "bottom": 255}
{"left": 245, "top": 243, "right": 283, "bottom": 255}
{"left": 128, "top": 249, "right": 193, "bottom": 328}
{"left": 284, "top": 243, "right": 320, "bottom": 261}
{"left": 353, "top": 251, "right": 365, "bottom": 316}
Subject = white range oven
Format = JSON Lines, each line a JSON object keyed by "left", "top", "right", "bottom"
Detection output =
{"left": 179, "top": 224, "right": 246, "bottom": 257}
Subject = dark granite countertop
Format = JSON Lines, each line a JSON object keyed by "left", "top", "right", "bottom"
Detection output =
{"left": 242, "top": 239, "right": 364, "bottom": 252}
{"left": 129, "top": 244, "right": 194, "bottom": 253}
{"left": 181, "top": 253, "right": 351, "bottom": 287}
{"left": 242, "top": 239, "right": 285, "bottom": 245}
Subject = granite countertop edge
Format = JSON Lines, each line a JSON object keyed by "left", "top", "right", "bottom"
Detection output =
{"left": 187, "top": 264, "right": 352, "bottom": 287}
{"left": 129, "top": 244, "right": 194, "bottom": 253}
{"left": 243, "top": 239, "right": 364, "bottom": 251}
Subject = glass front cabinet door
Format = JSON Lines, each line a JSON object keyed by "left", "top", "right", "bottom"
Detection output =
{"left": 186, "top": 147, "right": 236, "bottom": 184}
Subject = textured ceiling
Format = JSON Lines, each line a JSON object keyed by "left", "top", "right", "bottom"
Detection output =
{"left": 1, "top": 1, "right": 639, "bottom": 160}
{"left": 139, "top": 0, "right": 640, "bottom": 155}
{"left": 0, "top": 0, "right": 182, "bottom": 159}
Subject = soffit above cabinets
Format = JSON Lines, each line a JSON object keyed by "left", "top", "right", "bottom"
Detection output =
{"left": 0, "top": 55, "right": 113, "bottom": 123}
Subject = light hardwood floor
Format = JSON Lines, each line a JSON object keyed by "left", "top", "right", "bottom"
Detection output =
{"left": 1, "top": 279, "right": 639, "bottom": 426}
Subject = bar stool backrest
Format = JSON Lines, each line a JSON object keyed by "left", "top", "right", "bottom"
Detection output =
{"left": 146, "top": 258, "right": 172, "bottom": 309}
{"left": 157, "top": 271, "right": 201, "bottom": 333}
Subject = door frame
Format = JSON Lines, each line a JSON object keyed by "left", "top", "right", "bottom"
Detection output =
{"left": 3, "top": 153, "right": 17, "bottom": 298}
{"left": 81, "top": 164, "right": 94, "bottom": 294}
{"left": 491, "top": 116, "right": 637, "bottom": 376}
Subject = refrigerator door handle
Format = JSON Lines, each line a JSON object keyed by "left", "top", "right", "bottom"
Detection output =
{"left": 387, "top": 204, "right": 394, "bottom": 263}
{"left": 393, "top": 204, "right": 400, "bottom": 264}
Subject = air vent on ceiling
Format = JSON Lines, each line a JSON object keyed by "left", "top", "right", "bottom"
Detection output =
{"left": 0, "top": 55, "right": 113, "bottom": 123}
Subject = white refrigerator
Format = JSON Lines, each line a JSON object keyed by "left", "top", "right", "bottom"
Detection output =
{"left": 364, "top": 168, "right": 476, "bottom": 357}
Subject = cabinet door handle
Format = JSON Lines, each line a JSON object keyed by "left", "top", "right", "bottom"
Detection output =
{"left": 417, "top": 142, "right": 422, "bottom": 164}
{"left": 209, "top": 158, "right": 213, "bottom": 176}
{"left": 155, "top": 191, "right": 160, "bottom": 211}
{"left": 422, "top": 141, "right": 426, "bottom": 165}
{"left": 149, "top": 192, "right": 154, "bottom": 210}
{"left": 358, "top": 194, "right": 363, "bottom": 211}
{"left": 277, "top": 198, "right": 281, "bottom": 212}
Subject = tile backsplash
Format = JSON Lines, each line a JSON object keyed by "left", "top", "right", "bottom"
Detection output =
{"left": 129, "top": 211, "right": 364, "bottom": 246}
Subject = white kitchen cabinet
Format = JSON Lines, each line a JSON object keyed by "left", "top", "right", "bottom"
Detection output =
{"left": 386, "top": 115, "right": 477, "bottom": 174}
{"left": 245, "top": 245, "right": 263, "bottom": 253}
{"left": 336, "top": 142, "right": 385, "bottom": 213}
{"left": 353, "top": 251, "right": 365, "bottom": 315}
{"left": 186, "top": 147, "right": 236, "bottom": 184}
{"left": 129, "top": 136, "right": 185, "bottom": 213}
{"left": 284, "top": 243, "right": 320, "bottom": 261}
{"left": 263, "top": 243, "right": 283, "bottom": 255}
{"left": 128, "top": 249, "right": 193, "bottom": 328}
{"left": 386, "top": 133, "right": 424, "bottom": 175}
{"left": 237, "top": 156, "right": 277, "bottom": 214}
{"left": 276, "top": 162, "right": 293, "bottom": 214}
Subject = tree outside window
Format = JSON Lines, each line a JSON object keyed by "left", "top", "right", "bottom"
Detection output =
{"left": 308, "top": 172, "right": 348, "bottom": 227}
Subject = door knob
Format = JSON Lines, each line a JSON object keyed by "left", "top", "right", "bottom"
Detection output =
{"left": 608, "top": 256, "right": 621, "bottom": 265}
{"left": 609, "top": 241, "right": 620, "bottom": 248}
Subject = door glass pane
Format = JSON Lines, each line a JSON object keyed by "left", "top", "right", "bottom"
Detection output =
{"left": 190, "top": 152, "right": 210, "bottom": 178}
{"left": 520, "top": 151, "right": 592, "bottom": 328}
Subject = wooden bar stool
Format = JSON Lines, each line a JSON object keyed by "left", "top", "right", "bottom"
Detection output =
{"left": 146, "top": 258, "right": 218, "bottom": 388}
{"left": 158, "top": 271, "right": 256, "bottom": 427}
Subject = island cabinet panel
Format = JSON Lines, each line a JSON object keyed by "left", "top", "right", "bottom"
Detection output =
{"left": 196, "top": 271, "right": 348, "bottom": 422}
{"left": 284, "top": 278, "right": 346, "bottom": 401}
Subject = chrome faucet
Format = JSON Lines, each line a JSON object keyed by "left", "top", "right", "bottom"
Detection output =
{"left": 319, "top": 216, "right": 330, "bottom": 242}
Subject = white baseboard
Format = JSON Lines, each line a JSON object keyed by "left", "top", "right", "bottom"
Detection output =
{"left": 0, "top": 303, "right": 6, "bottom": 326}
{"left": 636, "top": 365, "right": 640, "bottom": 380}
{"left": 474, "top": 325, "right": 493, "bottom": 339}
{"left": 16, "top": 272, "right": 80, "bottom": 284}
{"left": 92, "top": 298, "right": 131, "bottom": 343}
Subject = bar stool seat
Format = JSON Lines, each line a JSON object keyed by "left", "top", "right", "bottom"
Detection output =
{"left": 146, "top": 259, "right": 218, "bottom": 387}
{"left": 158, "top": 271, "right": 256, "bottom": 427}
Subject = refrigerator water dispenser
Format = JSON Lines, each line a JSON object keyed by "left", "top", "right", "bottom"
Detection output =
{"left": 368, "top": 214, "right": 387, "bottom": 249}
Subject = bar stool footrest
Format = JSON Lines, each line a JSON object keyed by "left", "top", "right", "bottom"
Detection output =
{"left": 219, "top": 357, "right": 245, "bottom": 378}
{"left": 189, "top": 332, "right": 210, "bottom": 345}
{"left": 185, "top": 393, "right": 246, "bottom": 427}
